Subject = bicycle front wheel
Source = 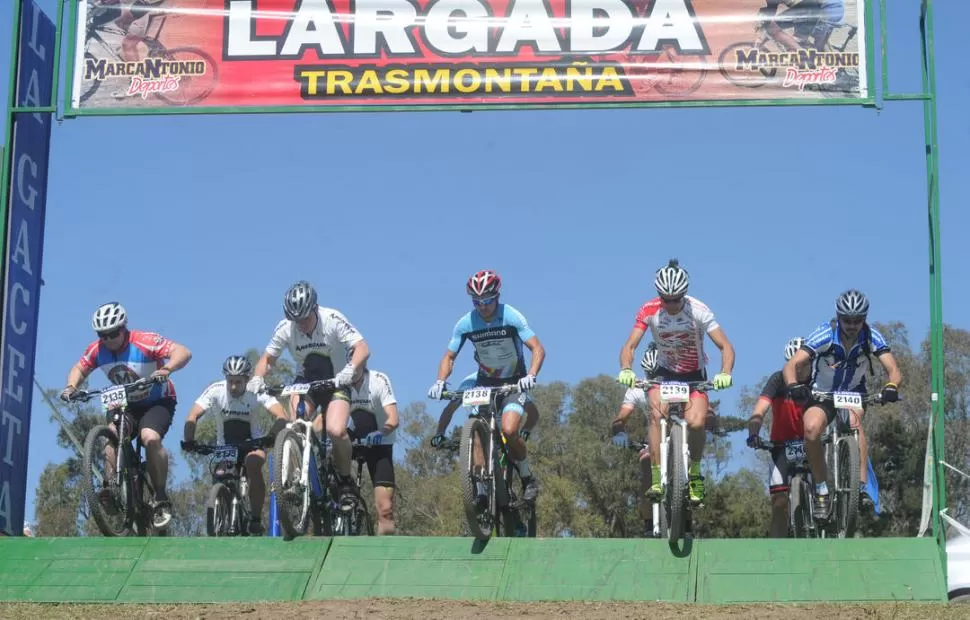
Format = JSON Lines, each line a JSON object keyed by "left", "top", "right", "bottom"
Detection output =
{"left": 82, "top": 425, "right": 133, "bottom": 537}
{"left": 834, "top": 435, "right": 861, "bottom": 538}
{"left": 206, "top": 482, "right": 234, "bottom": 536}
{"left": 459, "top": 416, "right": 494, "bottom": 541}
{"left": 272, "top": 427, "right": 311, "bottom": 539}
{"left": 666, "top": 424, "right": 688, "bottom": 543}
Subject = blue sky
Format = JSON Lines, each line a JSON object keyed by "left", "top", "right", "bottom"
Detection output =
{"left": 2, "top": 1, "right": 968, "bottom": 525}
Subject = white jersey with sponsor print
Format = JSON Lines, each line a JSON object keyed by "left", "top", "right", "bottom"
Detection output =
{"left": 347, "top": 370, "right": 399, "bottom": 444}
{"left": 633, "top": 296, "right": 719, "bottom": 374}
{"left": 193, "top": 380, "right": 281, "bottom": 445}
{"left": 265, "top": 306, "right": 363, "bottom": 370}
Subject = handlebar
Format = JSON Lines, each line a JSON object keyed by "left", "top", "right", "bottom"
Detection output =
{"left": 182, "top": 435, "right": 273, "bottom": 455}
{"left": 69, "top": 375, "right": 167, "bottom": 402}
{"left": 632, "top": 379, "right": 717, "bottom": 392}
{"left": 810, "top": 390, "right": 894, "bottom": 406}
{"left": 263, "top": 379, "right": 337, "bottom": 397}
{"left": 439, "top": 383, "right": 523, "bottom": 401}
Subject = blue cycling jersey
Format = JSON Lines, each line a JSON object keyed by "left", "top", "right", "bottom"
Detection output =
{"left": 447, "top": 303, "right": 535, "bottom": 385}
{"left": 803, "top": 322, "right": 890, "bottom": 393}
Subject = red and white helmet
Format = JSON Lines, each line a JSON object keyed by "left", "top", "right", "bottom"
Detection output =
{"left": 467, "top": 270, "right": 502, "bottom": 297}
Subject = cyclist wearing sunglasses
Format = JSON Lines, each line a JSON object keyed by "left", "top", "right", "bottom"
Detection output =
{"left": 247, "top": 280, "right": 371, "bottom": 509}
{"left": 428, "top": 270, "right": 546, "bottom": 502}
{"left": 59, "top": 301, "right": 193, "bottom": 530}
{"left": 783, "top": 289, "right": 901, "bottom": 520}
{"left": 617, "top": 259, "right": 735, "bottom": 505}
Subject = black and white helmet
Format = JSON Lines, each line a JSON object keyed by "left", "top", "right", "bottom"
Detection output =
{"left": 784, "top": 337, "right": 804, "bottom": 361}
{"left": 640, "top": 343, "right": 659, "bottom": 373}
{"left": 283, "top": 280, "right": 318, "bottom": 321}
{"left": 222, "top": 355, "right": 253, "bottom": 378}
{"left": 91, "top": 302, "right": 127, "bottom": 333}
{"left": 654, "top": 259, "right": 689, "bottom": 297}
{"left": 835, "top": 289, "right": 869, "bottom": 318}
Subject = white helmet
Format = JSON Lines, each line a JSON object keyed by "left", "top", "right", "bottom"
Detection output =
{"left": 836, "top": 289, "right": 869, "bottom": 318}
{"left": 640, "top": 343, "right": 659, "bottom": 373}
{"left": 784, "top": 337, "right": 804, "bottom": 361}
{"left": 654, "top": 259, "right": 689, "bottom": 298}
{"left": 283, "top": 280, "right": 318, "bottom": 321}
{"left": 91, "top": 302, "right": 127, "bottom": 333}
{"left": 222, "top": 355, "right": 253, "bottom": 377}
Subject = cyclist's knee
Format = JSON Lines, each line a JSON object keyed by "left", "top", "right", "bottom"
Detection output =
{"left": 245, "top": 450, "right": 265, "bottom": 470}
{"left": 501, "top": 412, "right": 523, "bottom": 437}
{"left": 140, "top": 428, "right": 161, "bottom": 447}
{"left": 803, "top": 409, "right": 827, "bottom": 439}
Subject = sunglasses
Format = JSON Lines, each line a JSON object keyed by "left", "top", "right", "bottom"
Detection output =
{"left": 840, "top": 316, "right": 865, "bottom": 326}
{"left": 98, "top": 328, "right": 123, "bottom": 340}
{"left": 472, "top": 296, "right": 498, "bottom": 307}
{"left": 661, "top": 296, "right": 685, "bottom": 304}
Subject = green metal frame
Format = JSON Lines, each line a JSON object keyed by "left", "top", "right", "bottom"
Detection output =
{"left": 0, "top": 0, "right": 950, "bottom": 576}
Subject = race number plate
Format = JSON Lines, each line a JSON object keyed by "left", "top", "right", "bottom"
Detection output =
{"left": 462, "top": 387, "right": 492, "bottom": 408}
{"left": 833, "top": 391, "right": 863, "bottom": 410}
{"left": 214, "top": 447, "right": 238, "bottom": 460}
{"left": 784, "top": 440, "right": 806, "bottom": 464}
{"left": 281, "top": 383, "right": 311, "bottom": 397}
{"left": 100, "top": 385, "right": 127, "bottom": 412}
{"left": 659, "top": 382, "right": 690, "bottom": 404}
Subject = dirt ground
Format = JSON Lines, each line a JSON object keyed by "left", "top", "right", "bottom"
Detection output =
{"left": 0, "top": 600, "right": 966, "bottom": 620}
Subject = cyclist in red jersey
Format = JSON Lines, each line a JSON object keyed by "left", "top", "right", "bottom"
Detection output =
{"left": 747, "top": 337, "right": 810, "bottom": 537}
{"left": 617, "top": 259, "right": 735, "bottom": 504}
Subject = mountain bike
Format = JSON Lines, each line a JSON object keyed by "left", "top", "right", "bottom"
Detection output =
{"left": 182, "top": 436, "right": 274, "bottom": 536}
{"left": 755, "top": 438, "right": 823, "bottom": 538}
{"left": 437, "top": 383, "right": 536, "bottom": 541}
{"left": 265, "top": 379, "right": 339, "bottom": 539}
{"left": 74, "top": 376, "right": 168, "bottom": 537}
{"left": 635, "top": 379, "right": 718, "bottom": 543}
{"left": 812, "top": 389, "right": 887, "bottom": 538}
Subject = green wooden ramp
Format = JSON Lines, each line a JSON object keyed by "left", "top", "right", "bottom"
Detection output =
{"left": 0, "top": 536, "right": 948, "bottom": 604}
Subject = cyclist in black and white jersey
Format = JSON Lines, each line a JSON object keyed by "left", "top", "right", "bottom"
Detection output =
{"left": 247, "top": 280, "right": 371, "bottom": 506}
{"left": 182, "top": 355, "right": 288, "bottom": 535}
{"left": 346, "top": 366, "right": 400, "bottom": 535}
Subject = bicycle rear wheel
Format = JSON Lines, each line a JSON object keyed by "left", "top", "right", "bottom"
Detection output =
{"left": 789, "top": 474, "right": 810, "bottom": 538}
{"left": 82, "top": 425, "right": 133, "bottom": 537}
{"left": 272, "top": 427, "right": 311, "bottom": 539}
{"left": 459, "top": 416, "right": 494, "bottom": 541}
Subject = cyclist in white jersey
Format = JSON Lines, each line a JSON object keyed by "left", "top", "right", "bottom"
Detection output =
{"left": 610, "top": 343, "right": 659, "bottom": 537}
{"left": 247, "top": 280, "right": 371, "bottom": 506}
{"left": 428, "top": 270, "right": 545, "bottom": 502}
{"left": 617, "top": 259, "right": 735, "bottom": 504}
{"left": 783, "top": 289, "right": 901, "bottom": 520}
{"left": 182, "top": 355, "right": 288, "bottom": 535}
{"left": 345, "top": 366, "right": 400, "bottom": 535}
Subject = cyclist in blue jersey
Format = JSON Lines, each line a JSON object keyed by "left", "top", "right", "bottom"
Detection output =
{"left": 428, "top": 270, "right": 546, "bottom": 501}
{"left": 783, "top": 289, "right": 901, "bottom": 520}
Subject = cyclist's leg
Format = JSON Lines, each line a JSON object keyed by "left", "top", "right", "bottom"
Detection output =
{"left": 367, "top": 445, "right": 396, "bottom": 535}
{"left": 638, "top": 446, "right": 654, "bottom": 536}
{"left": 768, "top": 448, "right": 791, "bottom": 538}
{"left": 501, "top": 393, "right": 538, "bottom": 500}
{"left": 646, "top": 386, "right": 666, "bottom": 497}
{"left": 523, "top": 400, "right": 539, "bottom": 434}
{"left": 323, "top": 389, "right": 353, "bottom": 478}
{"left": 245, "top": 447, "right": 267, "bottom": 531}
{"left": 684, "top": 389, "right": 710, "bottom": 502}
{"left": 137, "top": 399, "right": 175, "bottom": 527}
{"left": 850, "top": 407, "right": 867, "bottom": 485}
{"left": 803, "top": 399, "right": 834, "bottom": 517}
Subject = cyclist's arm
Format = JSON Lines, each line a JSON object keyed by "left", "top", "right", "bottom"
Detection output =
{"left": 749, "top": 397, "right": 772, "bottom": 437}
{"left": 347, "top": 338, "right": 370, "bottom": 372}
{"left": 436, "top": 399, "right": 461, "bottom": 435}
{"left": 183, "top": 403, "right": 206, "bottom": 442}
{"left": 611, "top": 403, "right": 636, "bottom": 434}
{"left": 523, "top": 336, "right": 545, "bottom": 377}
{"left": 382, "top": 403, "right": 399, "bottom": 435}
{"left": 253, "top": 351, "right": 280, "bottom": 378}
{"left": 436, "top": 349, "right": 458, "bottom": 382}
{"left": 65, "top": 363, "right": 92, "bottom": 391}
{"left": 161, "top": 341, "right": 192, "bottom": 373}
{"left": 266, "top": 400, "right": 288, "bottom": 422}
{"left": 707, "top": 327, "right": 735, "bottom": 375}
{"left": 620, "top": 326, "right": 646, "bottom": 370}
{"left": 876, "top": 350, "right": 902, "bottom": 387}
{"left": 783, "top": 348, "right": 812, "bottom": 385}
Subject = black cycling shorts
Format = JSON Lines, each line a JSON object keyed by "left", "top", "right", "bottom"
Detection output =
{"left": 122, "top": 397, "right": 176, "bottom": 440}
{"left": 348, "top": 409, "right": 395, "bottom": 488}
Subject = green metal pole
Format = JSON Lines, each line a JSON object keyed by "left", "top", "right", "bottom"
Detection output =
{"left": 920, "top": 0, "right": 946, "bottom": 575}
